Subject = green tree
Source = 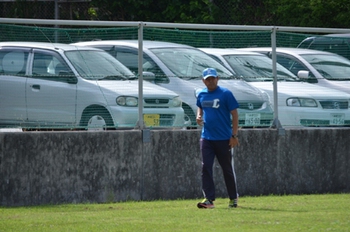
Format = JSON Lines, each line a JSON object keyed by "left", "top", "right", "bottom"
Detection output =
{"left": 212, "top": 0, "right": 271, "bottom": 25}
{"left": 5, "top": 0, "right": 350, "bottom": 27}
{"left": 90, "top": 0, "right": 215, "bottom": 23}
{"left": 266, "top": 0, "right": 350, "bottom": 28}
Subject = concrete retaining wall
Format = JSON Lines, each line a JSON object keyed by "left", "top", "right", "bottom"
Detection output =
{"left": 0, "top": 128, "right": 349, "bottom": 206}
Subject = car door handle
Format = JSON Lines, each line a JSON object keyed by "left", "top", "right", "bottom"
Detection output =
{"left": 30, "top": 84, "right": 40, "bottom": 90}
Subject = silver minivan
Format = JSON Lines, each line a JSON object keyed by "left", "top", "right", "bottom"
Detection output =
{"left": 201, "top": 48, "right": 350, "bottom": 127}
{"left": 0, "top": 42, "right": 185, "bottom": 130}
{"left": 72, "top": 40, "right": 274, "bottom": 128}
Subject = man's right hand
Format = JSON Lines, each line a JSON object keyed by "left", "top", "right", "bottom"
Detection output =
{"left": 196, "top": 116, "right": 203, "bottom": 126}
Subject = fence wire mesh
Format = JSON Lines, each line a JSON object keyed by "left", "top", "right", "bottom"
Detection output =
{"left": 0, "top": 23, "right": 310, "bottom": 47}
{"left": 1, "top": 20, "right": 350, "bottom": 130}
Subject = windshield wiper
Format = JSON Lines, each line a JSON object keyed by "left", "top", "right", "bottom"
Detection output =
{"left": 98, "top": 75, "right": 127, "bottom": 80}
{"left": 329, "top": 78, "right": 350, "bottom": 81}
{"left": 310, "top": 61, "right": 350, "bottom": 67}
{"left": 243, "top": 63, "right": 297, "bottom": 81}
{"left": 185, "top": 76, "right": 201, "bottom": 80}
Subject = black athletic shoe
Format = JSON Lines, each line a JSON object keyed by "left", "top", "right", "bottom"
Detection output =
{"left": 229, "top": 198, "right": 238, "bottom": 208}
{"left": 197, "top": 198, "right": 215, "bottom": 209}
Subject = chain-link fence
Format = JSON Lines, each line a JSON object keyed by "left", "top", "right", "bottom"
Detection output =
{"left": 1, "top": 18, "right": 350, "bottom": 131}
{"left": 0, "top": 23, "right": 310, "bottom": 47}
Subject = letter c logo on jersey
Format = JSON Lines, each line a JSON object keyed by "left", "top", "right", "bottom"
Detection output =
{"left": 212, "top": 99, "right": 220, "bottom": 108}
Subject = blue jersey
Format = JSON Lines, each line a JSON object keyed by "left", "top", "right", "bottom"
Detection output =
{"left": 196, "top": 86, "right": 239, "bottom": 140}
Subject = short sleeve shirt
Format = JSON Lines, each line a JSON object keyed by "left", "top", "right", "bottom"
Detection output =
{"left": 196, "top": 86, "right": 239, "bottom": 140}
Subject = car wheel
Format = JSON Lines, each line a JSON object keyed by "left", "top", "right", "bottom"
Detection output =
{"left": 80, "top": 106, "right": 114, "bottom": 131}
{"left": 183, "top": 105, "right": 197, "bottom": 129}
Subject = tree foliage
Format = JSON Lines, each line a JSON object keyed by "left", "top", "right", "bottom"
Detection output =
{"left": 88, "top": 0, "right": 350, "bottom": 27}
{"left": 89, "top": 0, "right": 215, "bottom": 23}
{"left": 263, "top": 0, "right": 350, "bottom": 28}
{"left": 3, "top": 0, "right": 350, "bottom": 28}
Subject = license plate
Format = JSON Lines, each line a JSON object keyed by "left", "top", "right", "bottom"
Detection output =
{"left": 245, "top": 113, "right": 261, "bottom": 126}
{"left": 330, "top": 114, "right": 344, "bottom": 125}
{"left": 144, "top": 114, "right": 160, "bottom": 127}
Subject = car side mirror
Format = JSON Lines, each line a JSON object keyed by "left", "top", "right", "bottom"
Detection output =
{"left": 142, "top": 71, "right": 156, "bottom": 81}
{"left": 66, "top": 75, "right": 78, "bottom": 84}
{"left": 59, "top": 71, "right": 77, "bottom": 84}
{"left": 297, "top": 70, "right": 309, "bottom": 79}
{"left": 194, "top": 88, "right": 202, "bottom": 98}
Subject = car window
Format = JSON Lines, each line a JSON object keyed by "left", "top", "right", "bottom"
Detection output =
{"left": 275, "top": 55, "right": 317, "bottom": 79}
{"left": 0, "top": 50, "right": 29, "bottom": 75}
{"left": 32, "top": 50, "right": 72, "bottom": 82}
{"left": 298, "top": 38, "right": 313, "bottom": 48}
{"left": 299, "top": 36, "right": 350, "bottom": 60}
{"left": 301, "top": 53, "right": 350, "bottom": 80}
{"left": 116, "top": 51, "right": 138, "bottom": 72}
{"left": 89, "top": 46, "right": 138, "bottom": 73}
{"left": 150, "top": 47, "right": 234, "bottom": 80}
{"left": 65, "top": 50, "right": 136, "bottom": 80}
{"left": 141, "top": 57, "right": 165, "bottom": 80}
{"left": 206, "top": 53, "right": 225, "bottom": 66}
{"left": 310, "top": 42, "right": 350, "bottom": 60}
{"left": 32, "top": 53, "right": 51, "bottom": 76}
{"left": 114, "top": 47, "right": 168, "bottom": 83}
{"left": 222, "top": 54, "right": 297, "bottom": 82}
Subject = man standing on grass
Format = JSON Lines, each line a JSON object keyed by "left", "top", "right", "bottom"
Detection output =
{"left": 196, "top": 67, "right": 239, "bottom": 209}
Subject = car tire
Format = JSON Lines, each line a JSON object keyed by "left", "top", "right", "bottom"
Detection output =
{"left": 80, "top": 106, "right": 114, "bottom": 130}
{"left": 183, "top": 105, "right": 197, "bottom": 129}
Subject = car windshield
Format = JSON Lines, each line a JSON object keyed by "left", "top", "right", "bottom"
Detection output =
{"left": 150, "top": 47, "right": 234, "bottom": 80}
{"left": 301, "top": 54, "right": 350, "bottom": 80}
{"left": 223, "top": 54, "right": 297, "bottom": 82}
{"left": 65, "top": 50, "right": 136, "bottom": 80}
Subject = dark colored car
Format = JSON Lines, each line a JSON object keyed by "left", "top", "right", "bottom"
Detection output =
{"left": 297, "top": 33, "right": 350, "bottom": 60}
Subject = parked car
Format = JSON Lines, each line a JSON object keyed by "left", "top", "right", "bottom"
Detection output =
{"left": 200, "top": 48, "right": 350, "bottom": 127}
{"left": 0, "top": 42, "right": 185, "bottom": 130}
{"left": 239, "top": 47, "right": 350, "bottom": 94}
{"left": 72, "top": 40, "right": 274, "bottom": 128}
{"left": 297, "top": 33, "right": 350, "bottom": 60}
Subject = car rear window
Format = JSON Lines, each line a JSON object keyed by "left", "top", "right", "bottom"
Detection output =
{"left": 0, "top": 50, "right": 28, "bottom": 75}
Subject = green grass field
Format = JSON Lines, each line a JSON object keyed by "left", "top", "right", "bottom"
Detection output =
{"left": 1, "top": 194, "right": 349, "bottom": 231}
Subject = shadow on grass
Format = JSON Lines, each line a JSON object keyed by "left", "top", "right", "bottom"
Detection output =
{"left": 221, "top": 206, "right": 307, "bottom": 213}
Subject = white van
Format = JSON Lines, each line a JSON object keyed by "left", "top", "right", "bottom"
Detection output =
{"left": 0, "top": 42, "right": 185, "bottom": 130}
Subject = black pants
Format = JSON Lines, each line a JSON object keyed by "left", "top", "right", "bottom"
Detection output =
{"left": 200, "top": 138, "right": 238, "bottom": 201}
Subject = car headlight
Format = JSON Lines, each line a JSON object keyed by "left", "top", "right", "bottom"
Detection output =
{"left": 286, "top": 97, "right": 317, "bottom": 107}
{"left": 261, "top": 90, "right": 271, "bottom": 104}
{"left": 116, "top": 96, "right": 138, "bottom": 106}
{"left": 194, "top": 88, "right": 202, "bottom": 98}
{"left": 172, "top": 96, "right": 182, "bottom": 107}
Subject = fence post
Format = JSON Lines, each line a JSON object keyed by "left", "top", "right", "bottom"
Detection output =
{"left": 136, "top": 21, "right": 145, "bottom": 129}
{"left": 271, "top": 26, "right": 285, "bottom": 135}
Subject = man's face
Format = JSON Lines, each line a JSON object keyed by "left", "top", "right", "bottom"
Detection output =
{"left": 202, "top": 76, "right": 219, "bottom": 91}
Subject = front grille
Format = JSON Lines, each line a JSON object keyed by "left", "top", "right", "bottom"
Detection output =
{"left": 319, "top": 101, "right": 348, "bottom": 109}
{"left": 144, "top": 106, "right": 168, "bottom": 108}
{"left": 145, "top": 98, "right": 169, "bottom": 104}
{"left": 238, "top": 102, "right": 264, "bottom": 110}
{"left": 144, "top": 98, "right": 170, "bottom": 108}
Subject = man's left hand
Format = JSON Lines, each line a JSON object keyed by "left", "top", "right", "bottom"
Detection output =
{"left": 229, "top": 137, "right": 239, "bottom": 148}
